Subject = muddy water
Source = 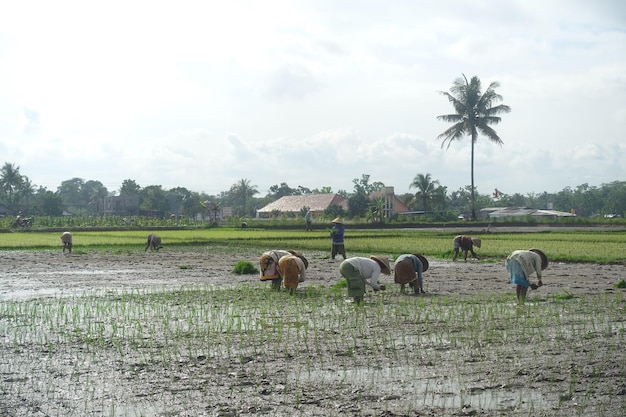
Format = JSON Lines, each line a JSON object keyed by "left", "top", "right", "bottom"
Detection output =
{"left": 1, "top": 248, "right": 625, "bottom": 416}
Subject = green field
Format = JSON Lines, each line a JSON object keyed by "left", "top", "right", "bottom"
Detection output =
{"left": 1, "top": 228, "right": 624, "bottom": 264}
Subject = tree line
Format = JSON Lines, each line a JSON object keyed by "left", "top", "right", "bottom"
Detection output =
{"left": 1, "top": 162, "right": 624, "bottom": 222}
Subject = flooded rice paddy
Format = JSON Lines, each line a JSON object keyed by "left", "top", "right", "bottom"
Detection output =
{"left": 0, "top": 248, "right": 625, "bottom": 416}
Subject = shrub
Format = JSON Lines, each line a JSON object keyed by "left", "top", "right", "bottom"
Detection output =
{"left": 232, "top": 261, "right": 258, "bottom": 275}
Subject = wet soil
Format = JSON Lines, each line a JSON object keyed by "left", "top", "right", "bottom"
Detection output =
{"left": 1, "top": 247, "right": 625, "bottom": 416}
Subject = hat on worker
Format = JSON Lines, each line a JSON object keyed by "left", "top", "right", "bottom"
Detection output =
{"left": 471, "top": 238, "right": 481, "bottom": 248}
{"left": 287, "top": 250, "right": 309, "bottom": 269}
{"left": 529, "top": 248, "right": 549, "bottom": 270}
{"left": 370, "top": 255, "right": 391, "bottom": 275}
{"left": 412, "top": 254, "right": 429, "bottom": 272}
{"left": 331, "top": 217, "right": 344, "bottom": 224}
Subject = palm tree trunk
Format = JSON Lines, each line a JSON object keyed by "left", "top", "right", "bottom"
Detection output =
{"left": 470, "top": 133, "right": 476, "bottom": 220}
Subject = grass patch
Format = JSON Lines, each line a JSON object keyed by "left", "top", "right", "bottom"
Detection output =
{"left": 550, "top": 290, "right": 575, "bottom": 300}
{"left": 232, "top": 261, "right": 258, "bottom": 275}
{"left": 329, "top": 279, "right": 348, "bottom": 295}
{"left": 615, "top": 279, "right": 626, "bottom": 289}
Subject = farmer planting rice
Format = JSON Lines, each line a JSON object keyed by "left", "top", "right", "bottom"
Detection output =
{"left": 61, "top": 231, "right": 73, "bottom": 253}
{"left": 277, "top": 251, "right": 308, "bottom": 295}
{"left": 394, "top": 253, "right": 429, "bottom": 295}
{"left": 339, "top": 255, "right": 390, "bottom": 304}
{"left": 145, "top": 234, "right": 162, "bottom": 251}
{"left": 452, "top": 235, "right": 481, "bottom": 261}
{"left": 506, "top": 248, "right": 548, "bottom": 303}
{"left": 259, "top": 250, "right": 292, "bottom": 290}
{"left": 330, "top": 217, "right": 346, "bottom": 260}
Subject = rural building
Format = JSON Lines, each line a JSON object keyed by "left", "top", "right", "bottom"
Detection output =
{"left": 256, "top": 187, "right": 408, "bottom": 219}
{"left": 481, "top": 207, "right": 577, "bottom": 220}
{"left": 256, "top": 193, "right": 348, "bottom": 218}
{"left": 369, "top": 187, "right": 409, "bottom": 218}
{"left": 103, "top": 195, "right": 140, "bottom": 216}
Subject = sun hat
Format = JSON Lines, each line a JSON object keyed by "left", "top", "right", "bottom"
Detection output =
{"left": 393, "top": 259, "right": 415, "bottom": 284}
{"left": 331, "top": 217, "right": 344, "bottom": 224}
{"left": 529, "top": 248, "right": 548, "bottom": 270}
{"left": 471, "top": 238, "right": 482, "bottom": 248}
{"left": 370, "top": 255, "right": 391, "bottom": 275}
{"left": 288, "top": 250, "right": 309, "bottom": 269}
{"left": 412, "top": 254, "right": 429, "bottom": 272}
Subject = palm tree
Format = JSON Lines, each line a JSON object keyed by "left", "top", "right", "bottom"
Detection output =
{"left": 437, "top": 74, "right": 511, "bottom": 220}
{"left": 230, "top": 178, "right": 259, "bottom": 217}
{"left": 410, "top": 173, "right": 446, "bottom": 212}
{"left": 0, "top": 163, "right": 27, "bottom": 213}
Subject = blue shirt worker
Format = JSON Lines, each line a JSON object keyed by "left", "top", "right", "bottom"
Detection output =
{"left": 394, "top": 254, "right": 429, "bottom": 294}
{"left": 330, "top": 217, "right": 346, "bottom": 260}
{"left": 506, "top": 248, "right": 548, "bottom": 303}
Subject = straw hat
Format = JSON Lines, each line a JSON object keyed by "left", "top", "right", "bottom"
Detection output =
{"left": 412, "top": 254, "right": 429, "bottom": 272}
{"left": 393, "top": 259, "right": 415, "bottom": 284}
{"left": 529, "top": 248, "right": 549, "bottom": 270}
{"left": 288, "top": 250, "right": 309, "bottom": 269}
{"left": 370, "top": 255, "right": 391, "bottom": 275}
{"left": 331, "top": 217, "right": 344, "bottom": 224}
{"left": 471, "top": 238, "right": 482, "bottom": 248}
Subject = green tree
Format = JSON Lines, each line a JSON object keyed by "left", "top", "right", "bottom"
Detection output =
{"left": 347, "top": 192, "right": 369, "bottom": 218}
{"left": 34, "top": 189, "right": 63, "bottom": 216}
{"left": 168, "top": 187, "right": 193, "bottom": 216}
{"left": 312, "top": 186, "right": 333, "bottom": 194}
{"left": 57, "top": 178, "right": 85, "bottom": 211}
{"left": 437, "top": 74, "right": 511, "bottom": 220}
{"left": 268, "top": 183, "right": 299, "bottom": 199}
{"left": 352, "top": 174, "right": 384, "bottom": 195}
{"left": 229, "top": 178, "right": 259, "bottom": 217}
{"left": 200, "top": 198, "right": 222, "bottom": 223}
{"left": 0, "top": 163, "right": 31, "bottom": 214}
{"left": 367, "top": 197, "right": 384, "bottom": 224}
{"left": 603, "top": 181, "right": 626, "bottom": 217}
{"left": 552, "top": 187, "right": 575, "bottom": 213}
{"left": 324, "top": 204, "right": 346, "bottom": 219}
{"left": 119, "top": 179, "right": 141, "bottom": 197}
{"left": 140, "top": 185, "right": 169, "bottom": 216}
{"left": 409, "top": 173, "right": 446, "bottom": 212}
{"left": 297, "top": 185, "right": 312, "bottom": 195}
{"left": 83, "top": 180, "right": 108, "bottom": 215}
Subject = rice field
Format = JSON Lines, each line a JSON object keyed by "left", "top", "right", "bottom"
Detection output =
{"left": 0, "top": 228, "right": 625, "bottom": 416}
{"left": 1, "top": 282, "right": 625, "bottom": 416}
{"left": 1, "top": 227, "right": 625, "bottom": 263}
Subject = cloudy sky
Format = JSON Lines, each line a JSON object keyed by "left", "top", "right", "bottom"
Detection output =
{"left": 1, "top": 0, "right": 625, "bottom": 198}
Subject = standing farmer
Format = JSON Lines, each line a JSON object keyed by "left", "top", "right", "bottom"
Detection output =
{"left": 506, "top": 248, "right": 548, "bottom": 303}
{"left": 330, "top": 217, "right": 346, "bottom": 260}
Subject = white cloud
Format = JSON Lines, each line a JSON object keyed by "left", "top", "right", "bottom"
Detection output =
{"left": 0, "top": 0, "right": 624, "bottom": 199}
